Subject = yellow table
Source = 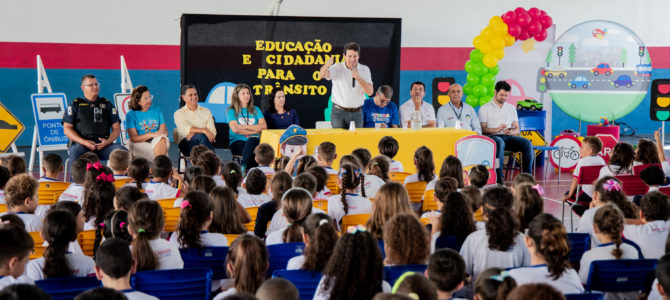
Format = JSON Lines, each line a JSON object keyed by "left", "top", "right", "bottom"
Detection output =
{"left": 260, "top": 128, "right": 476, "bottom": 171}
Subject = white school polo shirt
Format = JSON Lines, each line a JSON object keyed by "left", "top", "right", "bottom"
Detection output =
{"left": 623, "top": 220, "right": 670, "bottom": 259}
{"left": 327, "top": 62, "right": 372, "bottom": 108}
{"left": 508, "top": 265, "right": 584, "bottom": 294}
{"left": 24, "top": 253, "right": 96, "bottom": 281}
{"left": 477, "top": 100, "right": 518, "bottom": 134}
{"left": 148, "top": 238, "right": 184, "bottom": 270}
{"left": 459, "top": 230, "right": 530, "bottom": 279}
{"left": 399, "top": 100, "right": 436, "bottom": 126}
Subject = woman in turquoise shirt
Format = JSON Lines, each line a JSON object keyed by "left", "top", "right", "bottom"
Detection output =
{"left": 227, "top": 83, "right": 267, "bottom": 170}
{"left": 125, "top": 85, "right": 169, "bottom": 160}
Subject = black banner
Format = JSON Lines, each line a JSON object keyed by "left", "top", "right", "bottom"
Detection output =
{"left": 181, "top": 14, "right": 402, "bottom": 128}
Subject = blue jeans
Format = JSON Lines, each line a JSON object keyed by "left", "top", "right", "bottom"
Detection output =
{"left": 489, "top": 134, "right": 534, "bottom": 181}
{"left": 330, "top": 106, "right": 363, "bottom": 129}
{"left": 178, "top": 133, "right": 215, "bottom": 157}
{"left": 230, "top": 137, "right": 260, "bottom": 170}
{"left": 68, "top": 142, "right": 127, "bottom": 161}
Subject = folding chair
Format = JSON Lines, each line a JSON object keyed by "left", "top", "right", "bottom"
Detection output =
{"left": 244, "top": 206, "right": 259, "bottom": 231}
{"left": 312, "top": 199, "right": 328, "bottom": 213}
{"left": 325, "top": 174, "right": 338, "bottom": 193}
{"left": 434, "top": 235, "right": 463, "bottom": 252}
{"left": 113, "top": 178, "right": 132, "bottom": 189}
{"left": 35, "top": 276, "right": 101, "bottom": 300}
{"left": 389, "top": 172, "right": 412, "bottom": 184}
{"left": 272, "top": 269, "right": 323, "bottom": 300}
{"left": 473, "top": 207, "right": 484, "bottom": 222}
{"left": 564, "top": 293, "right": 604, "bottom": 300}
{"left": 567, "top": 233, "right": 591, "bottom": 268}
{"left": 622, "top": 238, "right": 645, "bottom": 259}
{"left": 384, "top": 264, "right": 427, "bottom": 286}
{"left": 267, "top": 242, "right": 305, "bottom": 276}
{"left": 78, "top": 230, "right": 97, "bottom": 256}
{"left": 162, "top": 207, "right": 180, "bottom": 232}
{"left": 340, "top": 213, "right": 370, "bottom": 233}
{"left": 223, "top": 234, "right": 240, "bottom": 246}
{"left": 422, "top": 189, "right": 437, "bottom": 212}
{"left": 616, "top": 175, "right": 649, "bottom": 196}
{"left": 157, "top": 198, "right": 177, "bottom": 209}
{"left": 419, "top": 218, "right": 430, "bottom": 225}
{"left": 405, "top": 181, "right": 427, "bottom": 210}
{"left": 504, "top": 150, "right": 523, "bottom": 181}
{"left": 584, "top": 259, "right": 657, "bottom": 293}
{"left": 632, "top": 163, "right": 662, "bottom": 175}
{"left": 132, "top": 268, "right": 212, "bottom": 300}
{"left": 0, "top": 204, "right": 6, "bottom": 213}
{"left": 29, "top": 231, "right": 46, "bottom": 260}
{"left": 518, "top": 116, "right": 561, "bottom": 183}
{"left": 179, "top": 247, "right": 229, "bottom": 280}
{"left": 563, "top": 165, "right": 603, "bottom": 231}
{"left": 38, "top": 181, "right": 71, "bottom": 206}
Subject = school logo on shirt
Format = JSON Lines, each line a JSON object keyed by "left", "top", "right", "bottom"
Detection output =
{"left": 237, "top": 116, "right": 257, "bottom": 125}
{"left": 371, "top": 113, "right": 390, "bottom": 123}
{"left": 139, "top": 119, "right": 159, "bottom": 133}
{"left": 465, "top": 114, "right": 471, "bottom": 119}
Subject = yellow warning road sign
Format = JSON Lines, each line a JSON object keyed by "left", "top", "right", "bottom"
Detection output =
{"left": 0, "top": 102, "right": 25, "bottom": 152}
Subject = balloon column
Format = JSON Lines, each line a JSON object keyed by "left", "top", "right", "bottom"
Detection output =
{"left": 463, "top": 7, "right": 553, "bottom": 107}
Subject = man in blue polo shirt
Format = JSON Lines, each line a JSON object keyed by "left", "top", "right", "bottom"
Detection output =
{"left": 362, "top": 85, "right": 399, "bottom": 128}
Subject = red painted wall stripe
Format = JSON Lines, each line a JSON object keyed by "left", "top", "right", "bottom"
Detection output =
{"left": 1, "top": 42, "right": 670, "bottom": 71}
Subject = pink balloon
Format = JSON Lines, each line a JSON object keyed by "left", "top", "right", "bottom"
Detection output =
{"left": 540, "top": 15, "right": 553, "bottom": 28}
{"left": 527, "top": 7, "right": 541, "bottom": 19}
{"left": 502, "top": 11, "right": 517, "bottom": 24}
{"left": 507, "top": 23, "right": 522, "bottom": 37}
{"left": 527, "top": 20, "right": 542, "bottom": 35}
{"left": 517, "top": 31, "right": 530, "bottom": 41}
{"left": 514, "top": 7, "right": 526, "bottom": 15}
{"left": 534, "top": 30, "right": 548, "bottom": 42}
{"left": 516, "top": 13, "right": 532, "bottom": 27}
{"left": 540, "top": 10, "right": 548, "bottom": 17}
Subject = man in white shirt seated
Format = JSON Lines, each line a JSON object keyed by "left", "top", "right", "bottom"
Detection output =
{"left": 399, "top": 81, "right": 436, "bottom": 128}
{"left": 436, "top": 84, "right": 482, "bottom": 134}
{"left": 478, "top": 81, "right": 534, "bottom": 185}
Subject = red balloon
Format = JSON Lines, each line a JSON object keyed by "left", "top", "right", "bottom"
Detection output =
{"left": 516, "top": 13, "right": 532, "bottom": 27}
{"left": 502, "top": 11, "right": 517, "bottom": 24}
{"left": 527, "top": 7, "right": 541, "bottom": 19}
{"left": 539, "top": 15, "right": 553, "bottom": 28}
{"left": 514, "top": 7, "right": 526, "bottom": 15}
{"left": 527, "top": 20, "right": 542, "bottom": 35}
{"left": 534, "top": 30, "right": 548, "bottom": 42}
{"left": 517, "top": 31, "right": 531, "bottom": 41}
{"left": 507, "top": 23, "right": 522, "bottom": 37}
{"left": 540, "top": 10, "right": 548, "bottom": 17}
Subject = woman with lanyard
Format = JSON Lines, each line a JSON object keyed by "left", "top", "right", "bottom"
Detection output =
{"left": 227, "top": 83, "right": 267, "bottom": 171}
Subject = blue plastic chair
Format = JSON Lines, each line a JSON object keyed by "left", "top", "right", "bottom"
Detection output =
{"left": 567, "top": 232, "right": 591, "bottom": 265}
{"left": 585, "top": 259, "right": 657, "bottom": 292}
{"left": 267, "top": 242, "right": 305, "bottom": 276}
{"left": 622, "top": 238, "right": 645, "bottom": 259}
{"left": 383, "top": 264, "right": 427, "bottom": 286}
{"left": 180, "top": 247, "right": 229, "bottom": 280}
{"left": 565, "top": 293, "right": 604, "bottom": 300}
{"left": 132, "top": 268, "right": 213, "bottom": 300}
{"left": 434, "top": 235, "right": 463, "bottom": 252}
{"left": 35, "top": 276, "right": 101, "bottom": 300}
{"left": 272, "top": 269, "right": 322, "bottom": 300}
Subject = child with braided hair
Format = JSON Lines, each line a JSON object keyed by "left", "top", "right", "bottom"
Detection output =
{"left": 508, "top": 213, "right": 584, "bottom": 294}
{"left": 327, "top": 163, "right": 372, "bottom": 230}
{"left": 286, "top": 213, "right": 339, "bottom": 271}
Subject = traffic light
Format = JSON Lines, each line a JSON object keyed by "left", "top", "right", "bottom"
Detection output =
{"left": 639, "top": 46, "right": 645, "bottom": 57}
{"left": 557, "top": 46, "right": 563, "bottom": 56}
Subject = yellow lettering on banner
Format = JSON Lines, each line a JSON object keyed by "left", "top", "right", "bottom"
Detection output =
{"left": 266, "top": 55, "right": 275, "bottom": 65}
{"left": 284, "top": 55, "right": 294, "bottom": 66}
{"left": 264, "top": 85, "right": 273, "bottom": 94}
{"left": 313, "top": 71, "right": 321, "bottom": 81}
{"left": 257, "top": 69, "right": 267, "bottom": 79}
{"left": 242, "top": 54, "right": 252, "bottom": 64}
{"left": 283, "top": 84, "right": 328, "bottom": 96}
{"left": 253, "top": 85, "right": 263, "bottom": 95}
{"left": 255, "top": 40, "right": 264, "bottom": 51}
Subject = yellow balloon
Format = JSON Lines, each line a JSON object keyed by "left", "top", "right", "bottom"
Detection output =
{"left": 490, "top": 37, "right": 505, "bottom": 50}
{"left": 493, "top": 22, "right": 508, "bottom": 35}
{"left": 479, "top": 42, "right": 493, "bottom": 54}
{"left": 483, "top": 54, "right": 498, "bottom": 68}
{"left": 481, "top": 27, "right": 495, "bottom": 40}
{"left": 473, "top": 35, "right": 485, "bottom": 49}
{"left": 504, "top": 35, "right": 516, "bottom": 46}
{"left": 494, "top": 49, "right": 505, "bottom": 60}
{"left": 489, "top": 16, "right": 503, "bottom": 27}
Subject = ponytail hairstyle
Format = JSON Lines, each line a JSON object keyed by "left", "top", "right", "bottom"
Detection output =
{"left": 413, "top": 146, "right": 435, "bottom": 182}
{"left": 593, "top": 176, "right": 638, "bottom": 218}
{"left": 367, "top": 155, "right": 390, "bottom": 182}
{"left": 82, "top": 164, "right": 115, "bottom": 256}
{"left": 209, "top": 186, "right": 246, "bottom": 234}
{"left": 439, "top": 155, "right": 464, "bottom": 188}
{"left": 301, "top": 213, "right": 339, "bottom": 272}
{"left": 295, "top": 155, "right": 317, "bottom": 175}
{"left": 226, "top": 235, "right": 268, "bottom": 294}
{"left": 102, "top": 210, "right": 132, "bottom": 243}
{"left": 50, "top": 201, "right": 83, "bottom": 233}
{"left": 440, "top": 192, "right": 476, "bottom": 242}
{"left": 281, "top": 188, "right": 313, "bottom": 243}
{"left": 339, "top": 154, "right": 363, "bottom": 170}
{"left": 128, "top": 158, "right": 150, "bottom": 190}
{"left": 274, "top": 156, "right": 291, "bottom": 172}
{"left": 128, "top": 200, "right": 163, "bottom": 271}
{"left": 635, "top": 139, "right": 661, "bottom": 164}
{"left": 42, "top": 209, "right": 77, "bottom": 278}
{"left": 222, "top": 161, "right": 242, "bottom": 195}
{"left": 338, "top": 163, "right": 364, "bottom": 214}
{"left": 366, "top": 182, "right": 413, "bottom": 240}
{"left": 383, "top": 213, "right": 430, "bottom": 265}
{"left": 527, "top": 213, "right": 571, "bottom": 280}
{"left": 607, "top": 142, "right": 634, "bottom": 175}
{"left": 178, "top": 191, "right": 213, "bottom": 248}
{"left": 474, "top": 267, "right": 518, "bottom": 300}
{"left": 484, "top": 207, "right": 518, "bottom": 251}
{"left": 513, "top": 183, "right": 544, "bottom": 231}
{"left": 593, "top": 204, "right": 625, "bottom": 259}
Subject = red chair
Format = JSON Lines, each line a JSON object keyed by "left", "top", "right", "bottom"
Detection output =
{"left": 615, "top": 175, "right": 649, "bottom": 196}
{"left": 563, "top": 165, "right": 603, "bottom": 231}
{"left": 659, "top": 187, "right": 670, "bottom": 196}
{"left": 632, "top": 163, "right": 662, "bottom": 175}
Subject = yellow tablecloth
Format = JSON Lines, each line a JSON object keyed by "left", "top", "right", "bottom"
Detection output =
{"left": 260, "top": 128, "right": 476, "bottom": 171}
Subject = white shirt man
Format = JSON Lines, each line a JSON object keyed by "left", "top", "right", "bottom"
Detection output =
{"left": 436, "top": 84, "right": 482, "bottom": 134}
{"left": 399, "top": 82, "right": 436, "bottom": 128}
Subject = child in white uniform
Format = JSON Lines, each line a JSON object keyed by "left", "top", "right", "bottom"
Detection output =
{"left": 563, "top": 136, "right": 606, "bottom": 213}
{"left": 364, "top": 156, "right": 390, "bottom": 199}
{"left": 426, "top": 249, "right": 469, "bottom": 300}
{"left": 623, "top": 191, "right": 670, "bottom": 259}
{"left": 213, "top": 235, "right": 268, "bottom": 300}
{"left": 128, "top": 200, "right": 183, "bottom": 271}
{"left": 237, "top": 168, "right": 271, "bottom": 208}
{"left": 108, "top": 149, "right": 131, "bottom": 180}
{"left": 430, "top": 191, "right": 476, "bottom": 254}
{"left": 145, "top": 155, "right": 180, "bottom": 200}
{"left": 35, "top": 153, "right": 65, "bottom": 217}
{"left": 127, "top": 158, "right": 150, "bottom": 191}
{"left": 315, "top": 141, "right": 338, "bottom": 175}
{"left": 327, "top": 164, "right": 372, "bottom": 230}
{"left": 508, "top": 213, "right": 583, "bottom": 294}
{"left": 94, "top": 238, "right": 158, "bottom": 300}
{"left": 597, "top": 142, "right": 634, "bottom": 180}
{"left": 378, "top": 136, "right": 403, "bottom": 172}
{"left": 2, "top": 174, "right": 42, "bottom": 232}
{"left": 59, "top": 158, "right": 90, "bottom": 204}
{"left": 0, "top": 224, "right": 34, "bottom": 289}
{"left": 404, "top": 146, "right": 438, "bottom": 193}
{"left": 286, "top": 213, "right": 338, "bottom": 271}
{"left": 265, "top": 188, "right": 312, "bottom": 245}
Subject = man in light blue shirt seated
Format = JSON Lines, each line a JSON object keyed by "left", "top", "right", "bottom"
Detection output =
{"left": 436, "top": 84, "right": 482, "bottom": 134}
{"left": 362, "top": 85, "right": 399, "bottom": 128}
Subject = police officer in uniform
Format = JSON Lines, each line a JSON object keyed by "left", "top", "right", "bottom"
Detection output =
{"left": 62, "top": 74, "right": 126, "bottom": 160}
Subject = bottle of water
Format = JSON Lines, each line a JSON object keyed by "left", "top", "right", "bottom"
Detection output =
{"left": 411, "top": 111, "right": 422, "bottom": 130}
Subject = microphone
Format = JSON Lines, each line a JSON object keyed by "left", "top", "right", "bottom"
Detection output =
{"left": 352, "top": 77, "right": 355, "bottom": 88}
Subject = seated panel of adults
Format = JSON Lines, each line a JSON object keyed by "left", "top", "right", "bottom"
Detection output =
{"left": 436, "top": 84, "right": 481, "bottom": 134}
{"left": 362, "top": 85, "right": 399, "bottom": 128}
{"left": 62, "top": 74, "right": 126, "bottom": 161}
{"left": 174, "top": 85, "right": 216, "bottom": 157}
{"left": 125, "top": 85, "right": 169, "bottom": 161}
{"left": 227, "top": 83, "right": 267, "bottom": 170}
{"left": 263, "top": 87, "right": 299, "bottom": 130}
{"left": 399, "top": 81, "right": 436, "bottom": 128}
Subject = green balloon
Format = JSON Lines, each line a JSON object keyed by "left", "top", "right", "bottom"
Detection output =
{"left": 465, "top": 95, "right": 478, "bottom": 107}
{"left": 475, "top": 62, "right": 489, "bottom": 76}
{"left": 469, "top": 49, "right": 484, "bottom": 62}
{"left": 489, "top": 65, "right": 500, "bottom": 76}
{"left": 463, "top": 83, "right": 473, "bottom": 95}
{"left": 473, "top": 84, "right": 488, "bottom": 97}
{"left": 464, "top": 60, "right": 476, "bottom": 74}
{"left": 466, "top": 73, "right": 481, "bottom": 85}
{"left": 479, "top": 96, "right": 491, "bottom": 106}
{"left": 486, "top": 86, "right": 495, "bottom": 97}
{"left": 481, "top": 74, "right": 496, "bottom": 86}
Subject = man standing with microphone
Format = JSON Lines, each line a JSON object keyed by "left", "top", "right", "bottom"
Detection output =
{"left": 320, "top": 42, "right": 373, "bottom": 129}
